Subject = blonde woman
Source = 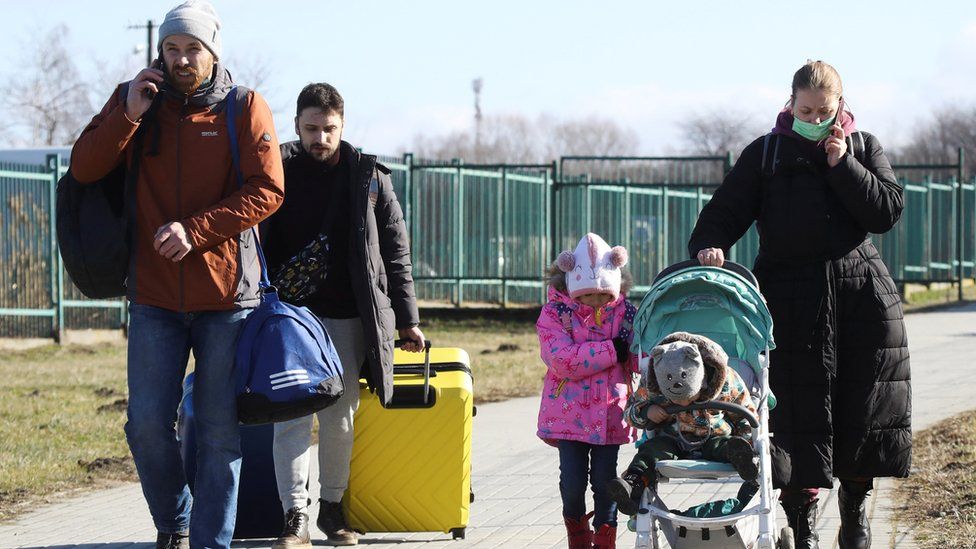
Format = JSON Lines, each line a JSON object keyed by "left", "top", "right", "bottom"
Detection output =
{"left": 688, "top": 60, "right": 911, "bottom": 549}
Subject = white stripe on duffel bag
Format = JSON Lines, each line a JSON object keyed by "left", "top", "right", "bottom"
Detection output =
{"left": 269, "top": 369, "right": 309, "bottom": 380}
{"left": 271, "top": 378, "right": 313, "bottom": 391}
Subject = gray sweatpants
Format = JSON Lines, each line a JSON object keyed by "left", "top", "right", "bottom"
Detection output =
{"left": 272, "top": 317, "right": 366, "bottom": 512}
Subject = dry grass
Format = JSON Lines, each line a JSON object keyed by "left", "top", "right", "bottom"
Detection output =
{"left": 423, "top": 316, "right": 543, "bottom": 403}
{"left": 902, "top": 284, "right": 976, "bottom": 312}
{"left": 0, "top": 343, "right": 136, "bottom": 521}
{"left": 897, "top": 411, "right": 976, "bottom": 547}
{"left": 0, "top": 316, "right": 544, "bottom": 522}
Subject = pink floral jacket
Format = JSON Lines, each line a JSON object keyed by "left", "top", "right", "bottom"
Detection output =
{"left": 536, "top": 287, "right": 638, "bottom": 446}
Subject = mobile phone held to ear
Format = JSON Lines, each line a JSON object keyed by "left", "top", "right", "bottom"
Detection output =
{"left": 144, "top": 59, "right": 164, "bottom": 99}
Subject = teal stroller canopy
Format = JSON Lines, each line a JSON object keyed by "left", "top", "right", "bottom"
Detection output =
{"left": 632, "top": 264, "right": 776, "bottom": 407}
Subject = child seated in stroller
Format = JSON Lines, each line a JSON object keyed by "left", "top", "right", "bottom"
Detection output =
{"left": 608, "top": 331, "right": 759, "bottom": 516}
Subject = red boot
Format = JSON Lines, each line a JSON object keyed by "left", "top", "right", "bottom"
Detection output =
{"left": 593, "top": 523, "right": 617, "bottom": 549}
{"left": 564, "top": 512, "right": 593, "bottom": 549}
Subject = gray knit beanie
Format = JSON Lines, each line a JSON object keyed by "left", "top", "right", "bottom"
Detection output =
{"left": 157, "top": 0, "right": 222, "bottom": 58}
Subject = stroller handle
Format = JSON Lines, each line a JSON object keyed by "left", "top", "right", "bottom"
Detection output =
{"left": 662, "top": 400, "right": 759, "bottom": 428}
{"left": 654, "top": 259, "right": 758, "bottom": 288}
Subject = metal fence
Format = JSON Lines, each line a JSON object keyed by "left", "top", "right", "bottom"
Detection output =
{"left": 0, "top": 149, "right": 969, "bottom": 339}
{"left": 0, "top": 155, "right": 127, "bottom": 339}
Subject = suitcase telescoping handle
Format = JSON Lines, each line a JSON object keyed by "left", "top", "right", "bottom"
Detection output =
{"left": 394, "top": 339, "right": 432, "bottom": 404}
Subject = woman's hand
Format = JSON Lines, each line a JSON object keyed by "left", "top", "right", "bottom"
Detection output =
{"left": 696, "top": 247, "right": 725, "bottom": 267}
{"left": 826, "top": 123, "right": 848, "bottom": 167}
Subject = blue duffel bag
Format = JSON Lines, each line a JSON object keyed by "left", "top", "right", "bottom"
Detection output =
{"left": 226, "top": 89, "right": 344, "bottom": 425}
{"left": 234, "top": 285, "right": 345, "bottom": 424}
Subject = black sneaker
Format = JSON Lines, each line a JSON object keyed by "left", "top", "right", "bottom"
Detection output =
{"left": 317, "top": 499, "right": 359, "bottom": 546}
{"left": 155, "top": 531, "right": 189, "bottom": 549}
{"left": 607, "top": 470, "right": 645, "bottom": 516}
{"left": 725, "top": 437, "right": 759, "bottom": 481}
{"left": 272, "top": 506, "right": 312, "bottom": 549}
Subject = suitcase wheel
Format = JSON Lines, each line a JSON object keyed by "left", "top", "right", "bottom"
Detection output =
{"left": 451, "top": 528, "right": 465, "bottom": 540}
{"left": 470, "top": 491, "right": 475, "bottom": 503}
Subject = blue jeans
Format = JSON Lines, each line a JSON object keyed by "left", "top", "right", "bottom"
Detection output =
{"left": 125, "top": 302, "right": 250, "bottom": 549}
{"left": 557, "top": 440, "right": 620, "bottom": 528}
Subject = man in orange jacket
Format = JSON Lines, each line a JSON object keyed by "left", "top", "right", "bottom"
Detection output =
{"left": 70, "top": 2, "right": 283, "bottom": 548}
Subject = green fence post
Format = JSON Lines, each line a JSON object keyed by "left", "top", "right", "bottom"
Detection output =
{"left": 455, "top": 159, "right": 464, "bottom": 308}
{"left": 499, "top": 166, "right": 508, "bottom": 308}
{"left": 46, "top": 154, "right": 64, "bottom": 343}
{"left": 404, "top": 152, "right": 414, "bottom": 243}
{"left": 959, "top": 147, "right": 966, "bottom": 300}
{"left": 623, "top": 173, "right": 631, "bottom": 265}
{"left": 724, "top": 151, "right": 734, "bottom": 174}
{"left": 922, "top": 176, "right": 934, "bottom": 280}
{"left": 550, "top": 162, "right": 560, "bottom": 263}
{"left": 585, "top": 183, "right": 592, "bottom": 233}
{"left": 546, "top": 161, "right": 557, "bottom": 304}
{"left": 660, "top": 186, "right": 669, "bottom": 273}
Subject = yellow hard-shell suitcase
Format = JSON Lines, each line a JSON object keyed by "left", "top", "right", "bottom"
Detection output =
{"left": 344, "top": 341, "right": 474, "bottom": 539}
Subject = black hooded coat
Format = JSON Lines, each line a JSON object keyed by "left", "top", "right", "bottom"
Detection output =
{"left": 687, "top": 132, "right": 911, "bottom": 489}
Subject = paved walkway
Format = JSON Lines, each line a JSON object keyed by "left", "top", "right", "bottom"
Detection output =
{"left": 4, "top": 303, "right": 974, "bottom": 548}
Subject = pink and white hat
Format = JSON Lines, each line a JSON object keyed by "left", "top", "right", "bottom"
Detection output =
{"left": 556, "top": 233, "right": 629, "bottom": 299}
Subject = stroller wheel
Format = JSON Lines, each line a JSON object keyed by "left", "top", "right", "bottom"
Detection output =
{"left": 778, "top": 526, "right": 795, "bottom": 549}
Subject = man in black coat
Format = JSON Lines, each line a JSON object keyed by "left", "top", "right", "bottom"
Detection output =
{"left": 262, "top": 83, "right": 425, "bottom": 548}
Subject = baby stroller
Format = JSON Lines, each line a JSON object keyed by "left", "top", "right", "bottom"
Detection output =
{"left": 629, "top": 260, "right": 791, "bottom": 549}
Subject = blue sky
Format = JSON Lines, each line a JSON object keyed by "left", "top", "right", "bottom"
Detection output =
{"left": 3, "top": 0, "right": 975, "bottom": 154}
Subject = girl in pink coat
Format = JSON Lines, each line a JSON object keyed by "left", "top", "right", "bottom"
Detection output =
{"left": 536, "top": 233, "right": 638, "bottom": 549}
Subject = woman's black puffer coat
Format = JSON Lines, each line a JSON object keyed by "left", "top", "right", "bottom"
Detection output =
{"left": 687, "top": 132, "right": 911, "bottom": 489}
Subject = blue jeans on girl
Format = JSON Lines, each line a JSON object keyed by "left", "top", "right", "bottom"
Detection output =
{"left": 557, "top": 440, "right": 620, "bottom": 528}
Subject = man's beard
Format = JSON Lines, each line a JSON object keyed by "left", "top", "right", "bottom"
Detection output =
{"left": 302, "top": 142, "right": 336, "bottom": 162}
{"left": 168, "top": 62, "right": 212, "bottom": 94}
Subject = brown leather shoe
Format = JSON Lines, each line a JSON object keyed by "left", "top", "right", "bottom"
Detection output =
{"left": 155, "top": 531, "right": 189, "bottom": 549}
{"left": 272, "top": 506, "right": 312, "bottom": 549}
{"left": 317, "top": 499, "right": 359, "bottom": 546}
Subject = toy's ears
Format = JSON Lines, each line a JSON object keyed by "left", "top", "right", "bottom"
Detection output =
{"left": 650, "top": 345, "right": 666, "bottom": 361}
{"left": 610, "top": 246, "right": 628, "bottom": 268}
{"left": 683, "top": 345, "right": 701, "bottom": 358}
{"left": 556, "top": 251, "right": 576, "bottom": 272}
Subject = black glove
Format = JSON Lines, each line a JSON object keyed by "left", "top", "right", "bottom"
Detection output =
{"left": 612, "top": 337, "right": 630, "bottom": 364}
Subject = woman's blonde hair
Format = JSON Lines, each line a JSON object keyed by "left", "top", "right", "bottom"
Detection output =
{"left": 791, "top": 60, "right": 843, "bottom": 98}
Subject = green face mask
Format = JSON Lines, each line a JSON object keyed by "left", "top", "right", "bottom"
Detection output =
{"left": 792, "top": 116, "right": 835, "bottom": 141}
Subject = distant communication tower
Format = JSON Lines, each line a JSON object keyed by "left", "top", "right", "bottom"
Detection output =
{"left": 472, "top": 78, "right": 483, "bottom": 157}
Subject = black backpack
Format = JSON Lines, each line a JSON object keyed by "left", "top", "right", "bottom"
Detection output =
{"left": 760, "top": 130, "right": 865, "bottom": 176}
{"left": 56, "top": 85, "right": 145, "bottom": 299}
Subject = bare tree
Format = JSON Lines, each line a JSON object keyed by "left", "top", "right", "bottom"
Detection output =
{"left": 678, "top": 109, "right": 767, "bottom": 156}
{"left": 228, "top": 53, "right": 275, "bottom": 95}
{"left": 895, "top": 105, "right": 976, "bottom": 175}
{"left": 0, "top": 25, "right": 95, "bottom": 147}
{"left": 410, "top": 113, "right": 639, "bottom": 163}
{"left": 225, "top": 52, "right": 291, "bottom": 140}
{"left": 544, "top": 115, "right": 640, "bottom": 159}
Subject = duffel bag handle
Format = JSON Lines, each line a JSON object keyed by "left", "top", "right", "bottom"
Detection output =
{"left": 394, "top": 339, "right": 432, "bottom": 404}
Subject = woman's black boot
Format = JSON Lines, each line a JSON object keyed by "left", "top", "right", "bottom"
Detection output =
{"left": 838, "top": 479, "right": 872, "bottom": 549}
{"left": 781, "top": 494, "right": 820, "bottom": 549}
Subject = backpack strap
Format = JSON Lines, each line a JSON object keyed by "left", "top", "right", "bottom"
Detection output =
{"left": 760, "top": 133, "right": 781, "bottom": 177}
{"left": 225, "top": 87, "right": 271, "bottom": 290}
{"left": 845, "top": 131, "right": 865, "bottom": 164}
